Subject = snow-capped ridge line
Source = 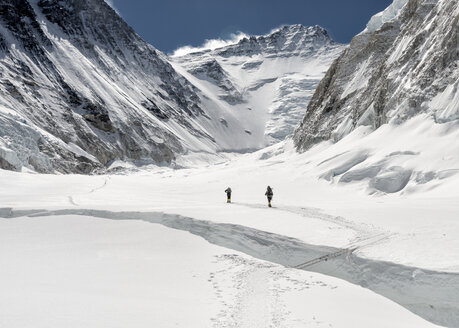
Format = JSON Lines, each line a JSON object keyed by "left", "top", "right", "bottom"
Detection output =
{"left": 170, "top": 24, "right": 334, "bottom": 57}
{"left": 2, "top": 207, "right": 458, "bottom": 327}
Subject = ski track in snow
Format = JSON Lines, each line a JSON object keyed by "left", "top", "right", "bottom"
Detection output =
{"left": 233, "top": 202, "right": 395, "bottom": 256}
{"left": 67, "top": 177, "right": 110, "bottom": 206}
{"left": 89, "top": 176, "right": 110, "bottom": 194}
{"left": 234, "top": 202, "right": 386, "bottom": 240}
{"left": 1, "top": 207, "right": 458, "bottom": 327}
{"left": 68, "top": 196, "right": 78, "bottom": 206}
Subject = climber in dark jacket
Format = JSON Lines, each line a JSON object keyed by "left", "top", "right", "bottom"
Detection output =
{"left": 225, "top": 187, "right": 232, "bottom": 203}
{"left": 265, "top": 186, "right": 273, "bottom": 207}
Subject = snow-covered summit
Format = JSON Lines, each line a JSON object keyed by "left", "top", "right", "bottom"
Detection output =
{"left": 213, "top": 24, "right": 337, "bottom": 58}
{"left": 174, "top": 24, "right": 334, "bottom": 58}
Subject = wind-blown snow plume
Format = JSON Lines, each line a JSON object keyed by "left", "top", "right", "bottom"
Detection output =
{"left": 171, "top": 32, "right": 249, "bottom": 57}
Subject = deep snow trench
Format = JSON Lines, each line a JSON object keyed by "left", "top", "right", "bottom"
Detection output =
{"left": 1, "top": 208, "right": 458, "bottom": 327}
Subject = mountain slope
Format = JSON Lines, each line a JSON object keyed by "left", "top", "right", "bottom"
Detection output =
{"left": 0, "top": 1, "right": 345, "bottom": 173}
{"left": 290, "top": 0, "right": 458, "bottom": 195}
{"left": 0, "top": 0, "right": 218, "bottom": 173}
{"left": 172, "top": 25, "right": 346, "bottom": 147}
{"left": 293, "top": 0, "right": 458, "bottom": 150}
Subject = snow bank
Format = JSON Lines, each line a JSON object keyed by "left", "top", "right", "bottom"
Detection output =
{"left": 370, "top": 166, "right": 413, "bottom": 193}
{"left": 319, "top": 150, "right": 369, "bottom": 181}
{"left": 339, "top": 165, "right": 382, "bottom": 183}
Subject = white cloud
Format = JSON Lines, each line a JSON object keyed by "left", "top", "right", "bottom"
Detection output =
{"left": 171, "top": 32, "right": 249, "bottom": 57}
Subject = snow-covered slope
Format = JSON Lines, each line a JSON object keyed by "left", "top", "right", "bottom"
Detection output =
{"left": 171, "top": 25, "right": 346, "bottom": 148}
{"left": 294, "top": 0, "right": 458, "bottom": 150}
{"left": 1, "top": 141, "right": 458, "bottom": 326}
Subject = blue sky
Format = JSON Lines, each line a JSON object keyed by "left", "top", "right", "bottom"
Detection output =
{"left": 109, "top": 0, "right": 393, "bottom": 54}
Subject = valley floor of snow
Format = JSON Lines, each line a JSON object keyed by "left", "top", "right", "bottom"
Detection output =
{"left": 1, "top": 115, "right": 459, "bottom": 327}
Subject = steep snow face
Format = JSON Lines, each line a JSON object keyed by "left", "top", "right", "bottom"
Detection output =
{"left": 294, "top": 0, "right": 458, "bottom": 151}
{"left": 0, "top": 0, "right": 218, "bottom": 173}
{"left": 172, "top": 25, "right": 346, "bottom": 147}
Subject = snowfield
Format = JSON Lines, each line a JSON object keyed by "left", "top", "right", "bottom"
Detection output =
{"left": 0, "top": 215, "right": 442, "bottom": 328}
{"left": 1, "top": 113, "right": 458, "bottom": 327}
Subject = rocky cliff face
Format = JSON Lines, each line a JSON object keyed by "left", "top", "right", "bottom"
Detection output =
{"left": 293, "top": 0, "right": 458, "bottom": 151}
{"left": 0, "top": 0, "right": 211, "bottom": 173}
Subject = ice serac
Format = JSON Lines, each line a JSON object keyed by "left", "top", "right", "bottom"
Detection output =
{"left": 172, "top": 25, "right": 346, "bottom": 147}
{"left": 293, "top": 0, "right": 459, "bottom": 151}
{"left": 0, "top": 0, "right": 213, "bottom": 173}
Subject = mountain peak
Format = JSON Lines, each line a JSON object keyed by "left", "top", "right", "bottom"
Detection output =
{"left": 213, "top": 24, "right": 338, "bottom": 58}
{"left": 274, "top": 24, "right": 328, "bottom": 36}
{"left": 265, "top": 24, "right": 332, "bottom": 44}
